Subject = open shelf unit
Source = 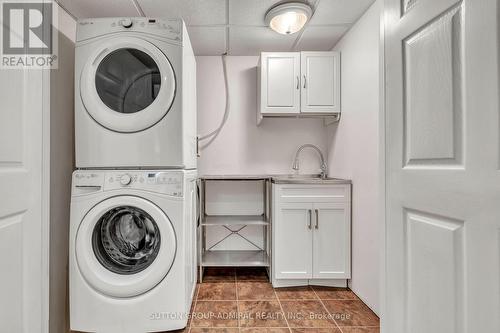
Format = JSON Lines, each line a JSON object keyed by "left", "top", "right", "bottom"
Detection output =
{"left": 198, "top": 176, "right": 271, "bottom": 282}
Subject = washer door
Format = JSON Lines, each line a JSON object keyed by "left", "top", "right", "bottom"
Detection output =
{"left": 76, "top": 196, "right": 176, "bottom": 298}
{"left": 80, "top": 36, "right": 176, "bottom": 133}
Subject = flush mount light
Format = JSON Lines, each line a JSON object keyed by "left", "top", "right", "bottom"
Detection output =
{"left": 265, "top": 2, "right": 312, "bottom": 35}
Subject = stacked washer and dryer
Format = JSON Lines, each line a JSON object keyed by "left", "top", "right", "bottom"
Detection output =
{"left": 70, "top": 18, "right": 198, "bottom": 333}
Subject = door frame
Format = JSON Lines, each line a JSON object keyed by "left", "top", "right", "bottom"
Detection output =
{"left": 379, "top": 1, "right": 387, "bottom": 331}
{"left": 42, "top": 56, "right": 51, "bottom": 333}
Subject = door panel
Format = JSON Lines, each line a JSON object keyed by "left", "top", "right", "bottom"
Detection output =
{"left": 260, "top": 53, "right": 300, "bottom": 114}
{"left": 385, "top": 0, "right": 500, "bottom": 332}
{"left": 301, "top": 51, "right": 340, "bottom": 113}
{"left": 402, "top": 6, "right": 463, "bottom": 166}
{"left": 0, "top": 67, "right": 45, "bottom": 332}
{"left": 312, "top": 202, "right": 351, "bottom": 279}
{"left": 404, "top": 209, "right": 464, "bottom": 332}
{"left": 274, "top": 202, "right": 312, "bottom": 279}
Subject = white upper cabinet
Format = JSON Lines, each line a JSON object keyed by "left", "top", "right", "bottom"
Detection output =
{"left": 301, "top": 52, "right": 341, "bottom": 113}
{"left": 258, "top": 51, "right": 341, "bottom": 121}
{"left": 259, "top": 52, "right": 300, "bottom": 114}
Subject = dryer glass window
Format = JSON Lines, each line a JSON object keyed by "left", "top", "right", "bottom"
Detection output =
{"left": 92, "top": 205, "right": 161, "bottom": 275}
{"left": 95, "top": 48, "right": 162, "bottom": 114}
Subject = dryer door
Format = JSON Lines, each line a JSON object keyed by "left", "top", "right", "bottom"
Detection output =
{"left": 75, "top": 196, "right": 176, "bottom": 298}
{"left": 80, "top": 36, "right": 176, "bottom": 133}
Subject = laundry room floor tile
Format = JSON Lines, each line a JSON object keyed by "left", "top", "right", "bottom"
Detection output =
{"left": 311, "top": 286, "right": 359, "bottom": 301}
{"left": 197, "top": 282, "right": 237, "bottom": 300}
{"left": 275, "top": 286, "right": 318, "bottom": 300}
{"left": 191, "top": 300, "right": 239, "bottom": 327}
{"left": 236, "top": 267, "right": 269, "bottom": 281}
{"left": 190, "top": 328, "right": 240, "bottom": 333}
{"left": 322, "top": 300, "right": 379, "bottom": 327}
{"left": 237, "top": 282, "right": 277, "bottom": 300}
{"left": 75, "top": 269, "right": 379, "bottom": 332}
{"left": 290, "top": 328, "right": 342, "bottom": 333}
{"left": 279, "top": 300, "right": 337, "bottom": 328}
{"left": 240, "top": 328, "right": 291, "bottom": 333}
{"left": 340, "top": 328, "right": 380, "bottom": 333}
{"left": 238, "top": 300, "right": 288, "bottom": 327}
{"left": 202, "top": 267, "right": 237, "bottom": 282}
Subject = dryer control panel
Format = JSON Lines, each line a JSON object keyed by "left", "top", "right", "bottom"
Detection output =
{"left": 72, "top": 170, "right": 184, "bottom": 197}
{"left": 76, "top": 17, "right": 182, "bottom": 43}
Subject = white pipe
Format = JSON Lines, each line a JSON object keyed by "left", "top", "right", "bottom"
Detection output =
{"left": 198, "top": 54, "right": 230, "bottom": 150}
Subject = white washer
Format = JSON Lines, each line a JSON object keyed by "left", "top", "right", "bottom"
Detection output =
{"left": 69, "top": 170, "right": 198, "bottom": 333}
{"left": 75, "top": 18, "right": 197, "bottom": 169}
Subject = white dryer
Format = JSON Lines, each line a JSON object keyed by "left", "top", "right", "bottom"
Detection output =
{"left": 75, "top": 18, "right": 197, "bottom": 169}
{"left": 69, "top": 170, "right": 198, "bottom": 333}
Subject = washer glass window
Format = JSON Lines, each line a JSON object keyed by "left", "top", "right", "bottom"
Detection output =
{"left": 92, "top": 205, "right": 161, "bottom": 275}
{"left": 95, "top": 48, "right": 162, "bottom": 114}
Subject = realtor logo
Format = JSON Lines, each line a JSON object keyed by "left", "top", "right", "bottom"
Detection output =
{"left": 1, "top": 0, "right": 58, "bottom": 68}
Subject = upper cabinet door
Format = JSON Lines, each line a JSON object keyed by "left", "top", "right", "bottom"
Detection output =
{"left": 260, "top": 52, "right": 301, "bottom": 114}
{"left": 300, "top": 51, "right": 341, "bottom": 113}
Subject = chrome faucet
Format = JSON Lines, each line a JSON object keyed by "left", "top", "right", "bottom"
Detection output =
{"left": 292, "top": 144, "right": 328, "bottom": 179}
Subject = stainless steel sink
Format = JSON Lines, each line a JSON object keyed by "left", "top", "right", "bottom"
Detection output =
{"left": 271, "top": 174, "right": 351, "bottom": 184}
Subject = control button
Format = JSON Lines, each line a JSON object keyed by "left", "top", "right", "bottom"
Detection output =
{"left": 120, "top": 18, "right": 133, "bottom": 28}
{"left": 120, "top": 174, "right": 132, "bottom": 185}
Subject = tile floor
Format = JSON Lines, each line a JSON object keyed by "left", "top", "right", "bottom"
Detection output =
{"left": 182, "top": 267, "right": 380, "bottom": 333}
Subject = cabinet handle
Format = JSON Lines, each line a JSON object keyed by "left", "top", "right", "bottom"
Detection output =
{"left": 296, "top": 76, "right": 299, "bottom": 89}
{"left": 303, "top": 75, "right": 307, "bottom": 88}
{"left": 315, "top": 209, "right": 319, "bottom": 229}
{"left": 308, "top": 209, "right": 312, "bottom": 229}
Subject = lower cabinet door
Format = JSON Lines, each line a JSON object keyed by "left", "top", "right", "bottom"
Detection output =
{"left": 274, "top": 202, "right": 313, "bottom": 279}
{"left": 312, "top": 202, "right": 351, "bottom": 279}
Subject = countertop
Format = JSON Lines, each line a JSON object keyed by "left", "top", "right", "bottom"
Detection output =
{"left": 199, "top": 174, "right": 352, "bottom": 185}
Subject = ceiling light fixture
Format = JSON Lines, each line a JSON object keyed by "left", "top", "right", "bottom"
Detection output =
{"left": 265, "top": 2, "right": 312, "bottom": 35}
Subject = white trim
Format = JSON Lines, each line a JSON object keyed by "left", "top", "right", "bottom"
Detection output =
{"left": 379, "top": 0, "right": 387, "bottom": 331}
{"left": 41, "top": 2, "right": 51, "bottom": 332}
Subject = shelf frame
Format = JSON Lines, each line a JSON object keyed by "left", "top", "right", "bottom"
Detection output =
{"left": 198, "top": 177, "right": 271, "bottom": 282}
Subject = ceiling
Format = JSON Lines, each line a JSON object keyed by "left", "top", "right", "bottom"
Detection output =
{"left": 56, "top": 0, "right": 375, "bottom": 55}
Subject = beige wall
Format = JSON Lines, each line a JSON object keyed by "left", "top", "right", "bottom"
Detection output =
{"left": 197, "top": 56, "right": 329, "bottom": 176}
{"left": 328, "top": 0, "right": 382, "bottom": 314}
{"left": 49, "top": 6, "right": 75, "bottom": 333}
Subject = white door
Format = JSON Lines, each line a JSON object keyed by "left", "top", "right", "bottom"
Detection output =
{"left": 260, "top": 52, "right": 300, "bottom": 114}
{"left": 301, "top": 52, "right": 340, "bottom": 113}
{"left": 274, "top": 202, "right": 312, "bottom": 279}
{"left": 312, "top": 202, "right": 351, "bottom": 279}
{"left": 0, "top": 69, "right": 47, "bottom": 331}
{"left": 385, "top": 0, "right": 500, "bottom": 332}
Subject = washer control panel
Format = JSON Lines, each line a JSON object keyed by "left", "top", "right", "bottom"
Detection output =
{"left": 104, "top": 171, "right": 184, "bottom": 197}
{"left": 72, "top": 171, "right": 184, "bottom": 197}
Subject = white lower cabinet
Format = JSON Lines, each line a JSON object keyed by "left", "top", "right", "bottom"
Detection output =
{"left": 312, "top": 202, "right": 350, "bottom": 279}
{"left": 272, "top": 183, "right": 351, "bottom": 287}
{"left": 274, "top": 202, "right": 313, "bottom": 279}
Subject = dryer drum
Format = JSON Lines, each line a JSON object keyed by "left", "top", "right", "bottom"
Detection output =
{"left": 95, "top": 48, "right": 162, "bottom": 114}
{"left": 92, "top": 205, "right": 161, "bottom": 275}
